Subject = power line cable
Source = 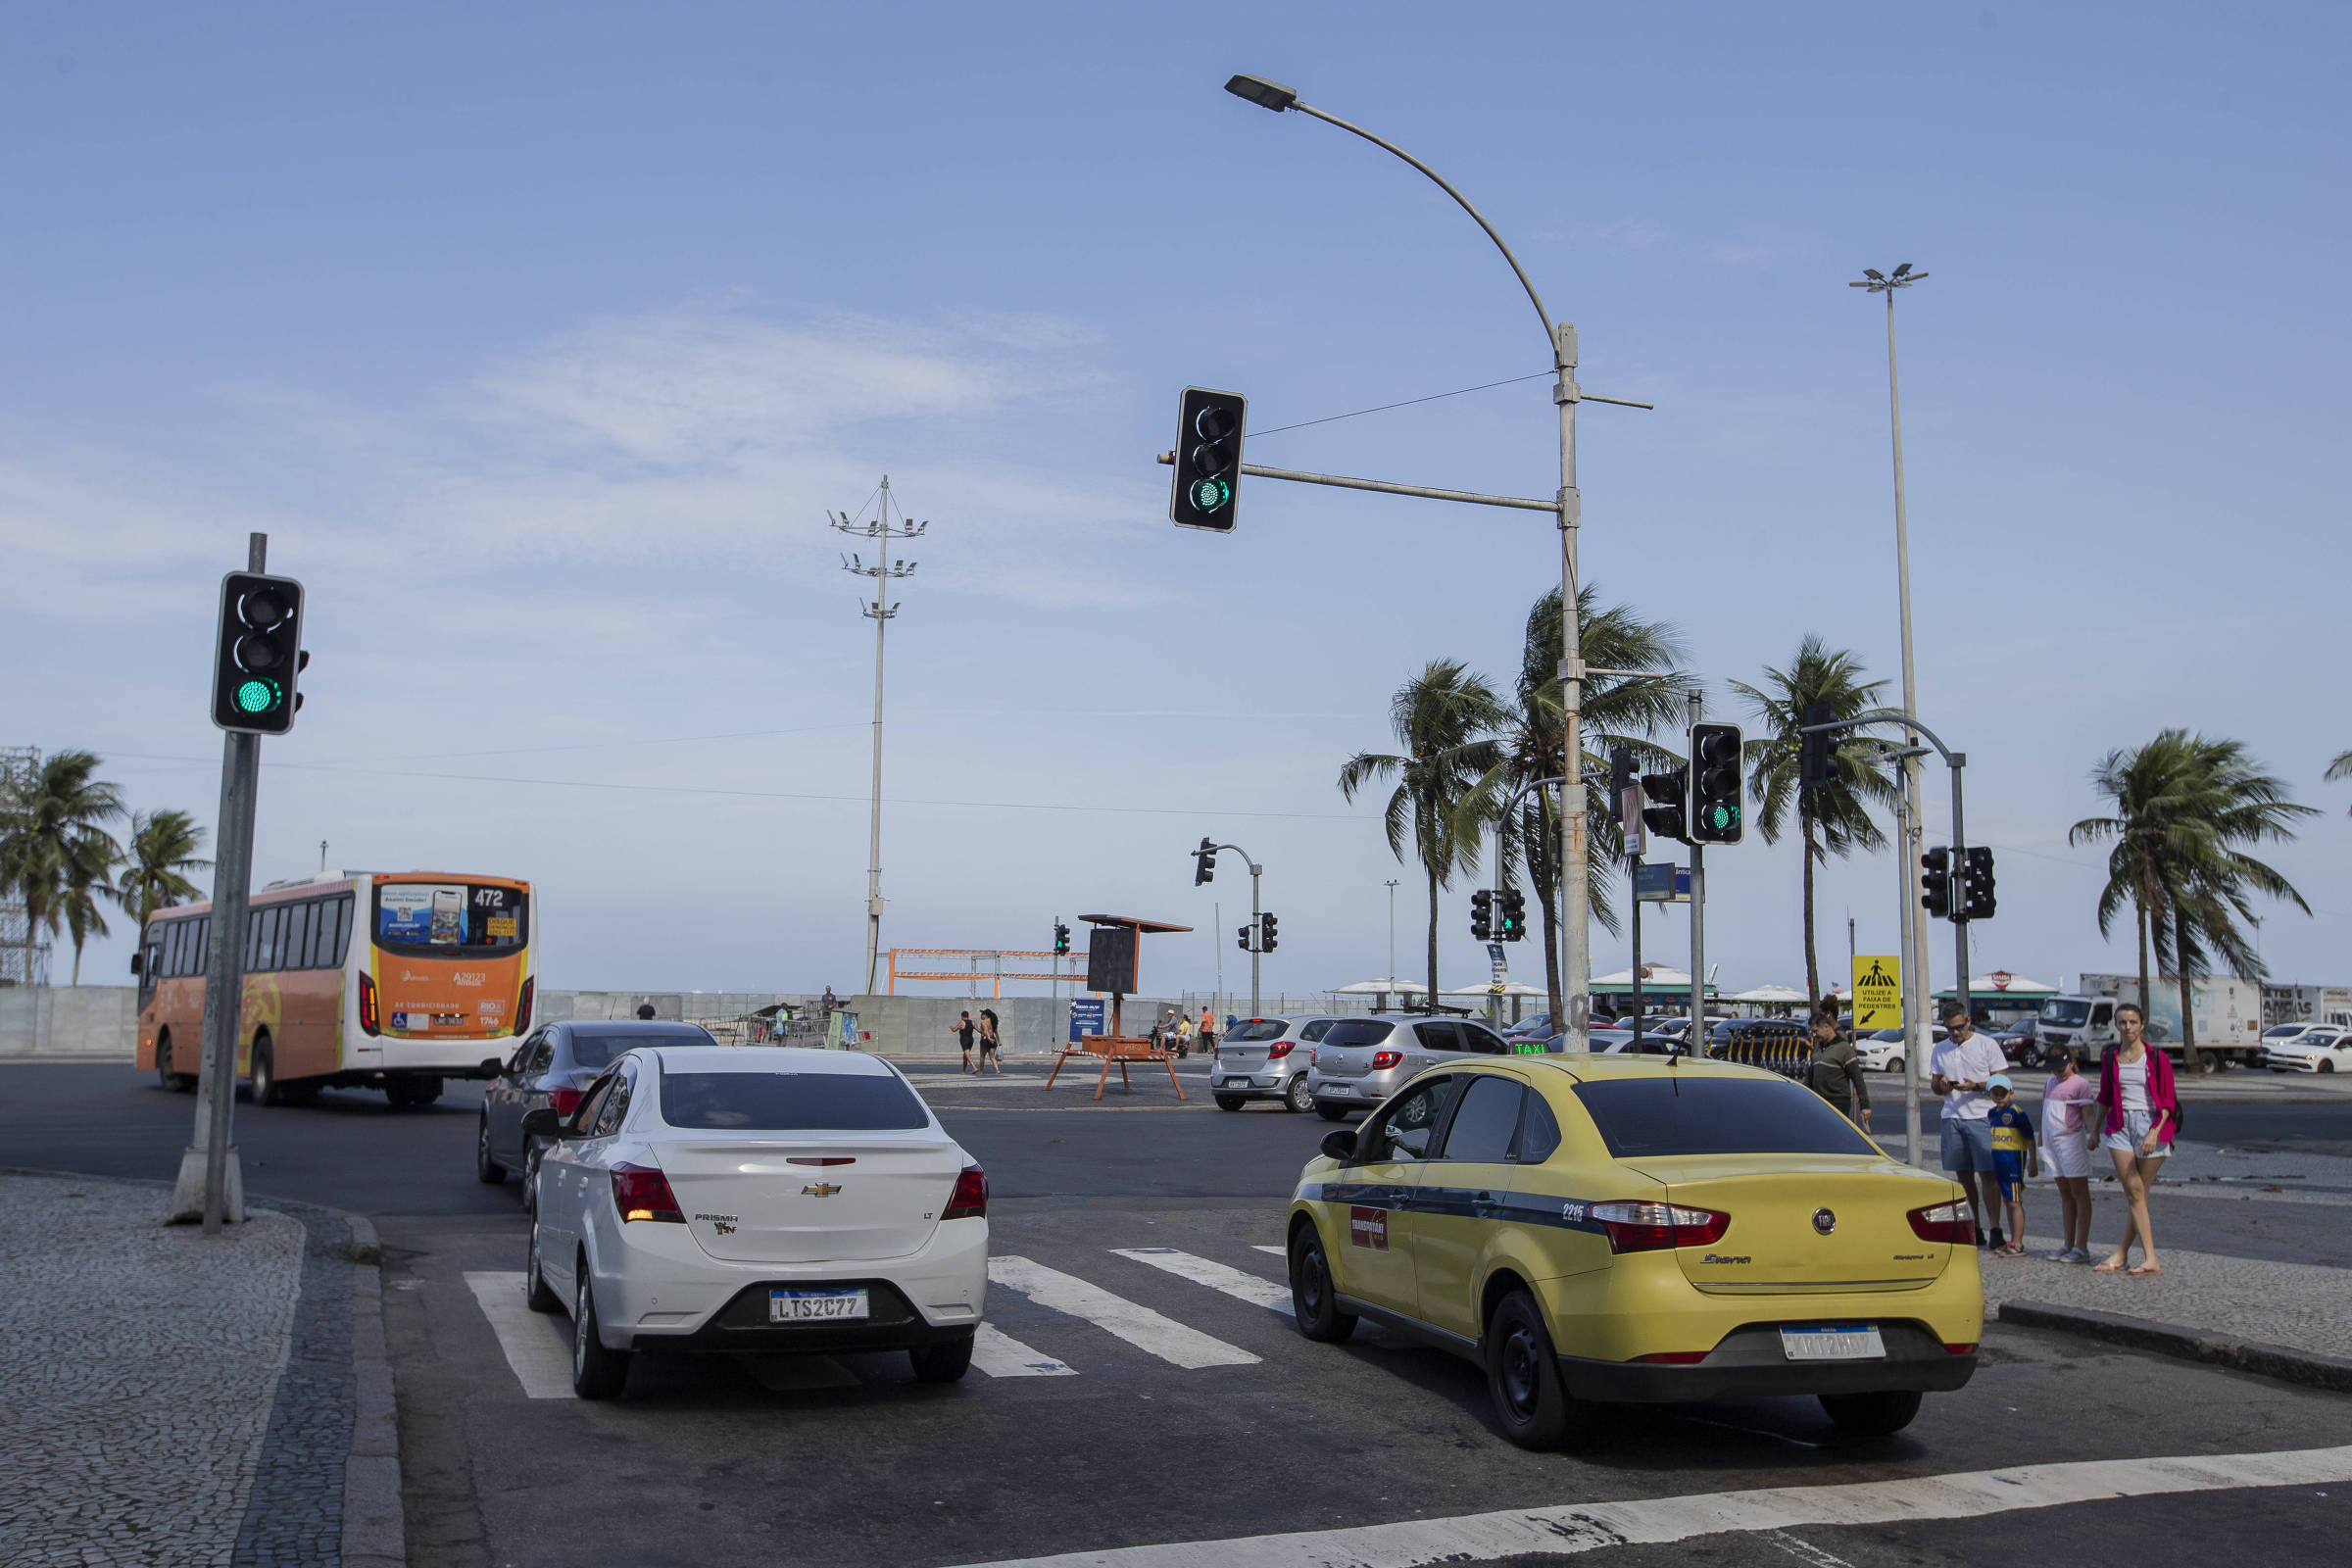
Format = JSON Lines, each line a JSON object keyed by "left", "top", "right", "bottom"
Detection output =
{"left": 1250, "top": 370, "right": 1552, "bottom": 438}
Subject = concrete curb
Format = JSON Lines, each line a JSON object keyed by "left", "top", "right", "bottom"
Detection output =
{"left": 1999, "top": 1298, "right": 2352, "bottom": 1394}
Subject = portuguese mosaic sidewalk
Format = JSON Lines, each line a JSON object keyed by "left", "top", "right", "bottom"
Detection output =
{"left": 0, "top": 1171, "right": 401, "bottom": 1568}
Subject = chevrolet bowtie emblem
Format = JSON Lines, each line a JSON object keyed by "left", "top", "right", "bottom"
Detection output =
{"left": 802, "top": 1183, "right": 843, "bottom": 1198}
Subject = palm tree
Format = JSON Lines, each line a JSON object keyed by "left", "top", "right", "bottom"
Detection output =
{"left": 2328, "top": 750, "right": 2352, "bottom": 814}
{"left": 1731, "top": 637, "right": 1901, "bottom": 1003}
{"left": 1340, "top": 660, "right": 1508, "bottom": 1004}
{"left": 1456, "top": 586, "right": 1686, "bottom": 1024}
{"left": 0, "top": 751, "right": 124, "bottom": 985}
{"left": 2071, "top": 731, "right": 2313, "bottom": 1068}
{"left": 119, "top": 808, "right": 213, "bottom": 932}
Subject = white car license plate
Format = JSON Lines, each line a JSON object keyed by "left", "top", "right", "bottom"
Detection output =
{"left": 1223, "top": 1076, "right": 1252, "bottom": 1088}
{"left": 770, "top": 1288, "right": 869, "bottom": 1323}
{"left": 1780, "top": 1324, "right": 1885, "bottom": 1361}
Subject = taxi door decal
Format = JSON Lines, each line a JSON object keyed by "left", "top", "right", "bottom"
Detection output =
{"left": 1348, "top": 1206, "right": 1390, "bottom": 1250}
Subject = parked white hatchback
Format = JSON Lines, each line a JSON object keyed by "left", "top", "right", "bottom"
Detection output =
{"left": 523, "top": 1045, "right": 989, "bottom": 1397}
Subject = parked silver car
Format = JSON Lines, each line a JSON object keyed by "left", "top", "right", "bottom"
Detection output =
{"left": 1304, "top": 1012, "right": 1516, "bottom": 1120}
{"left": 1210, "top": 1014, "right": 1348, "bottom": 1112}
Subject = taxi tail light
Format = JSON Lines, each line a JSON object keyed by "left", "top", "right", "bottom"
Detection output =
{"left": 546, "top": 1087, "right": 583, "bottom": 1117}
{"left": 358, "top": 973, "right": 380, "bottom": 1036}
{"left": 1907, "top": 1200, "right": 1976, "bottom": 1245}
{"left": 1267, "top": 1041, "right": 1294, "bottom": 1060}
{"left": 1943, "top": 1342, "right": 1979, "bottom": 1355}
{"left": 1589, "top": 1200, "right": 1731, "bottom": 1252}
{"left": 942, "top": 1164, "right": 989, "bottom": 1222}
{"left": 1369, "top": 1050, "right": 1403, "bottom": 1071}
{"left": 515, "top": 976, "right": 535, "bottom": 1034}
{"left": 610, "top": 1162, "right": 683, "bottom": 1223}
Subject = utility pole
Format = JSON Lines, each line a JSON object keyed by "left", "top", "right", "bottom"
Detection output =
{"left": 1686, "top": 689, "right": 1705, "bottom": 1041}
{"left": 832, "top": 478, "right": 928, "bottom": 996}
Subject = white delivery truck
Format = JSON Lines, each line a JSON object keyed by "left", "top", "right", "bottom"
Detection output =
{"left": 2075, "top": 973, "right": 2266, "bottom": 1067}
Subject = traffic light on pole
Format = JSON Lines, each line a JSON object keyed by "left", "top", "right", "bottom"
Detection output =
{"left": 1961, "top": 847, "right": 1996, "bottom": 920}
{"left": 1689, "top": 723, "right": 1743, "bottom": 845}
{"left": 1257, "top": 911, "right": 1278, "bottom": 952}
{"left": 1193, "top": 837, "right": 1217, "bottom": 886}
{"left": 1237, "top": 921, "right": 1253, "bottom": 952}
{"left": 1498, "top": 888, "right": 1526, "bottom": 942}
{"left": 211, "top": 571, "right": 307, "bottom": 734}
{"left": 1922, "top": 847, "right": 1953, "bottom": 919}
{"left": 1641, "top": 768, "right": 1690, "bottom": 845}
{"left": 1053, "top": 921, "right": 1071, "bottom": 956}
{"left": 1470, "top": 889, "right": 1494, "bottom": 942}
{"left": 1170, "top": 387, "right": 1247, "bottom": 532}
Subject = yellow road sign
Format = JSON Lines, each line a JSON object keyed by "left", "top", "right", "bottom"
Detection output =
{"left": 1851, "top": 955, "right": 1902, "bottom": 1031}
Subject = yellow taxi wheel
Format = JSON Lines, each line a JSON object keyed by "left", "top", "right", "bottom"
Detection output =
{"left": 1485, "top": 1291, "right": 1573, "bottom": 1449}
{"left": 1287, "top": 1225, "right": 1356, "bottom": 1344}
{"left": 1818, "top": 1389, "right": 1922, "bottom": 1436}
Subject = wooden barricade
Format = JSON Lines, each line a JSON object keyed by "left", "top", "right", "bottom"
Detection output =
{"left": 1043, "top": 1036, "right": 1186, "bottom": 1102}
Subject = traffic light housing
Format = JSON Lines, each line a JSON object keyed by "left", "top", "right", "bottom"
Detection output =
{"left": 1689, "top": 723, "right": 1743, "bottom": 844}
{"left": 211, "top": 571, "right": 306, "bottom": 734}
{"left": 1922, "top": 847, "right": 1953, "bottom": 919}
{"left": 1798, "top": 702, "right": 1834, "bottom": 793}
{"left": 1642, "top": 768, "right": 1690, "bottom": 845}
{"left": 1497, "top": 888, "right": 1526, "bottom": 941}
{"left": 1170, "top": 387, "right": 1246, "bottom": 532}
{"left": 1961, "top": 846, "right": 1996, "bottom": 920}
{"left": 1237, "top": 922, "right": 1253, "bottom": 952}
{"left": 1470, "top": 889, "right": 1494, "bottom": 942}
{"left": 1193, "top": 837, "right": 1217, "bottom": 886}
{"left": 1053, "top": 921, "right": 1071, "bottom": 956}
{"left": 1258, "top": 911, "right": 1278, "bottom": 952}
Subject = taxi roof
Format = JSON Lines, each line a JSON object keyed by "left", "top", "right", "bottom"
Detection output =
{"left": 1511, "top": 1053, "right": 1778, "bottom": 1086}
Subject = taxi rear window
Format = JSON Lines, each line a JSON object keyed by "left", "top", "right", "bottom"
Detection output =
{"left": 1573, "top": 1078, "right": 1879, "bottom": 1158}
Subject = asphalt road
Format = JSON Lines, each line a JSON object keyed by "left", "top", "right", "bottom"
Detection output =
{"left": 9, "top": 1059, "right": 2352, "bottom": 1567}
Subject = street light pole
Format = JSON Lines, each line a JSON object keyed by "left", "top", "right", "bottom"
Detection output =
{"left": 1224, "top": 74, "right": 1652, "bottom": 1055}
{"left": 1384, "top": 879, "right": 1399, "bottom": 996}
{"left": 1203, "top": 839, "right": 1266, "bottom": 1015}
{"left": 832, "top": 478, "right": 929, "bottom": 996}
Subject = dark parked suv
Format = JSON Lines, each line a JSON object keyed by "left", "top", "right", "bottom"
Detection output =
{"left": 476, "top": 1020, "right": 717, "bottom": 1204}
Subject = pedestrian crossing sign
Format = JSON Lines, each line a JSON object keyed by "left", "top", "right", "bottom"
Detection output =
{"left": 1851, "top": 955, "right": 1902, "bottom": 1030}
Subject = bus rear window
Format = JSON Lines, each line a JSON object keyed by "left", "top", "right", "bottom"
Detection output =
{"left": 1573, "top": 1078, "right": 1880, "bottom": 1158}
{"left": 374, "top": 882, "right": 528, "bottom": 954}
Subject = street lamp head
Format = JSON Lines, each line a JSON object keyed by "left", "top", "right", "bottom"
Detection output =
{"left": 1892, "top": 262, "right": 1913, "bottom": 277}
{"left": 1225, "top": 74, "right": 1298, "bottom": 112}
{"left": 1863, "top": 269, "right": 1886, "bottom": 281}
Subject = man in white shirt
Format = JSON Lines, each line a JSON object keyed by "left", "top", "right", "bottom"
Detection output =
{"left": 1930, "top": 1001, "right": 2012, "bottom": 1247}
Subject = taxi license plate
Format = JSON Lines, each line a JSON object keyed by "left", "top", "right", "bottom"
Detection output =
{"left": 1780, "top": 1324, "right": 1885, "bottom": 1360}
{"left": 770, "top": 1288, "right": 868, "bottom": 1323}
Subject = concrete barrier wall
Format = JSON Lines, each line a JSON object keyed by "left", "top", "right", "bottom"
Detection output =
{"left": 0, "top": 987, "right": 139, "bottom": 1059}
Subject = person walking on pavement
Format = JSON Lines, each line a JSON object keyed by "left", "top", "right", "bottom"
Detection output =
{"left": 2094, "top": 1002, "right": 2179, "bottom": 1276}
{"left": 1200, "top": 1007, "right": 1219, "bottom": 1054}
{"left": 2040, "top": 1047, "right": 2098, "bottom": 1262}
{"left": 1805, "top": 1003, "right": 1871, "bottom": 1131}
{"left": 977, "top": 1008, "right": 1003, "bottom": 1075}
{"left": 954, "top": 1010, "right": 977, "bottom": 1075}
{"left": 1930, "top": 1000, "right": 2010, "bottom": 1248}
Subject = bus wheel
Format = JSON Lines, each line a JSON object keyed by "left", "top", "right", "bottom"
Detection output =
{"left": 251, "top": 1037, "right": 284, "bottom": 1107}
{"left": 387, "top": 1077, "right": 444, "bottom": 1109}
{"left": 156, "top": 1033, "right": 196, "bottom": 1093}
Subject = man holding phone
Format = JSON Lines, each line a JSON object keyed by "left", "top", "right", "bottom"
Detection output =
{"left": 1930, "top": 1001, "right": 2011, "bottom": 1249}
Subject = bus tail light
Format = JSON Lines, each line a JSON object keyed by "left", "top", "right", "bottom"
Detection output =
{"left": 1589, "top": 1201, "right": 1732, "bottom": 1252}
{"left": 1267, "top": 1041, "right": 1294, "bottom": 1060}
{"left": 1370, "top": 1051, "right": 1402, "bottom": 1070}
{"left": 515, "top": 976, "right": 535, "bottom": 1034}
{"left": 611, "top": 1162, "right": 683, "bottom": 1223}
{"left": 358, "top": 973, "right": 380, "bottom": 1036}
{"left": 1908, "top": 1200, "right": 1976, "bottom": 1245}
{"left": 942, "top": 1164, "right": 989, "bottom": 1221}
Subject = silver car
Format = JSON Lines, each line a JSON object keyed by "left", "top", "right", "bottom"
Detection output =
{"left": 1305, "top": 1012, "right": 1517, "bottom": 1120}
{"left": 1210, "top": 1014, "right": 1346, "bottom": 1112}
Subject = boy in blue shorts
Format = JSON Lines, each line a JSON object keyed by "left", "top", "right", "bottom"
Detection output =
{"left": 1985, "top": 1074, "right": 2037, "bottom": 1257}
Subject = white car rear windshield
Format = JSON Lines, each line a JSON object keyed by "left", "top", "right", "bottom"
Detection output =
{"left": 1321, "top": 1021, "right": 1396, "bottom": 1047}
{"left": 661, "top": 1071, "right": 928, "bottom": 1131}
{"left": 1574, "top": 1078, "right": 1880, "bottom": 1158}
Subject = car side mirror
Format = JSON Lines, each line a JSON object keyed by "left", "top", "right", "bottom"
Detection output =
{"left": 520, "top": 1106, "right": 565, "bottom": 1139}
{"left": 1319, "top": 1129, "right": 1357, "bottom": 1163}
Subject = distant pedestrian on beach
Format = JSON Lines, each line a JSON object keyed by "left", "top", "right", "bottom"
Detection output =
{"left": 2094, "top": 1002, "right": 2178, "bottom": 1276}
{"left": 954, "top": 1010, "right": 977, "bottom": 1074}
{"left": 636, "top": 1002, "right": 656, "bottom": 1019}
{"left": 978, "top": 1008, "right": 1003, "bottom": 1074}
{"left": 2040, "top": 1047, "right": 2097, "bottom": 1262}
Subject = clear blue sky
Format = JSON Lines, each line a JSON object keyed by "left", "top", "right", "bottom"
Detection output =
{"left": 8, "top": 2, "right": 2349, "bottom": 1000}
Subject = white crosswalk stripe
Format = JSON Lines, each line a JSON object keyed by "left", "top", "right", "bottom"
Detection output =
{"left": 1113, "top": 1248, "right": 1291, "bottom": 1314}
{"left": 987, "top": 1255, "right": 1260, "bottom": 1368}
{"left": 971, "top": 1322, "right": 1078, "bottom": 1378}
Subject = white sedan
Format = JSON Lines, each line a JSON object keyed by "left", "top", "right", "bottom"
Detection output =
{"left": 523, "top": 1045, "right": 989, "bottom": 1398}
{"left": 1856, "top": 1025, "right": 1948, "bottom": 1074}
{"left": 2264, "top": 1026, "right": 2352, "bottom": 1074}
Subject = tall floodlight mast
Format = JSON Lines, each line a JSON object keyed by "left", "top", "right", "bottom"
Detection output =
{"left": 832, "top": 476, "right": 930, "bottom": 995}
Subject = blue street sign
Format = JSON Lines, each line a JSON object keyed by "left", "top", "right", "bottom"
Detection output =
{"left": 1636, "top": 862, "right": 1691, "bottom": 904}
{"left": 1067, "top": 998, "right": 1106, "bottom": 1043}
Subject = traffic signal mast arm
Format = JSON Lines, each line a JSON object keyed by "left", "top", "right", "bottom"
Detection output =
{"left": 1157, "top": 451, "right": 1560, "bottom": 513}
{"left": 1193, "top": 838, "right": 1269, "bottom": 1013}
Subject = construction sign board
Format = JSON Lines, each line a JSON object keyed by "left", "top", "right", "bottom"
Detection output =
{"left": 1851, "top": 955, "right": 1903, "bottom": 1031}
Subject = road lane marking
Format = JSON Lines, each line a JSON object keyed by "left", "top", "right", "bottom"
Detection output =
{"left": 1113, "top": 1248, "right": 1291, "bottom": 1314}
{"left": 1252, "top": 1246, "right": 1286, "bottom": 1257}
{"left": 937, "top": 1442, "right": 2352, "bottom": 1567}
{"left": 462, "top": 1271, "right": 574, "bottom": 1399}
{"left": 986, "top": 1256, "right": 1259, "bottom": 1369}
{"left": 971, "top": 1323, "right": 1078, "bottom": 1378}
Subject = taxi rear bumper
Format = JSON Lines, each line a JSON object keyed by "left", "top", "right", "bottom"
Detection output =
{"left": 1557, "top": 1320, "right": 1976, "bottom": 1403}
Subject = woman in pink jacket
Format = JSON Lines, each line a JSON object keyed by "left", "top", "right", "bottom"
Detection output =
{"left": 2093, "top": 1003, "right": 2180, "bottom": 1276}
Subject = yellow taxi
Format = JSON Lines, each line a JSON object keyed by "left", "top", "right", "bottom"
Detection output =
{"left": 1284, "top": 1053, "right": 1982, "bottom": 1447}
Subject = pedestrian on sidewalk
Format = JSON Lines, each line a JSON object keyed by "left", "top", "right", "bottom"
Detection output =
{"left": 1200, "top": 1007, "right": 1219, "bottom": 1054}
{"left": 2040, "top": 1047, "right": 2098, "bottom": 1262}
{"left": 977, "top": 1008, "right": 1003, "bottom": 1074}
{"left": 954, "top": 1010, "right": 977, "bottom": 1074}
{"left": 1984, "top": 1075, "right": 2036, "bottom": 1257}
{"left": 2094, "top": 1002, "right": 2179, "bottom": 1276}
{"left": 1930, "top": 1000, "right": 2009, "bottom": 1249}
{"left": 1805, "top": 1003, "right": 1872, "bottom": 1131}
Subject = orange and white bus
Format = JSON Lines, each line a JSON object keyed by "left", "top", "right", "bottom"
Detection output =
{"left": 134, "top": 871, "right": 536, "bottom": 1107}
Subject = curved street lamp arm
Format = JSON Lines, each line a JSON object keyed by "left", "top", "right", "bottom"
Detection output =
{"left": 1800, "top": 707, "right": 1958, "bottom": 766}
{"left": 1288, "top": 100, "right": 1559, "bottom": 364}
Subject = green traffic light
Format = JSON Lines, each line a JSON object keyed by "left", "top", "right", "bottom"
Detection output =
{"left": 1190, "top": 477, "right": 1231, "bottom": 512}
{"left": 1708, "top": 804, "right": 1740, "bottom": 830}
{"left": 236, "top": 678, "right": 280, "bottom": 714}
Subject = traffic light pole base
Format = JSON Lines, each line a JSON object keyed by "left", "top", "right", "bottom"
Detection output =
{"left": 166, "top": 1146, "right": 245, "bottom": 1226}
